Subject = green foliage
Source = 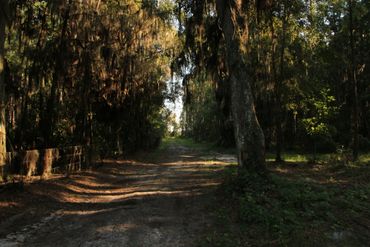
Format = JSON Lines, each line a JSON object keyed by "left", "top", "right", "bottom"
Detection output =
{"left": 159, "top": 137, "right": 210, "bottom": 152}
{"left": 4, "top": 0, "right": 179, "bottom": 152}
{"left": 301, "top": 89, "right": 339, "bottom": 139}
{"left": 203, "top": 162, "right": 370, "bottom": 246}
{"left": 328, "top": 146, "right": 353, "bottom": 167}
{"left": 178, "top": 0, "right": 370, "bottom": 158}
{"left": 181, "top": 79, "right": 226, "bottom": 144}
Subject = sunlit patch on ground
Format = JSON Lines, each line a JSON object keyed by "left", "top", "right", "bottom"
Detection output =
{"left": 0, "top": 141, "right": 231, "bottom": 246}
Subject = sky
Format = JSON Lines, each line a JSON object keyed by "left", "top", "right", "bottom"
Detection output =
{"left": 164, "top": 77, "right": 183, "bottom": 124}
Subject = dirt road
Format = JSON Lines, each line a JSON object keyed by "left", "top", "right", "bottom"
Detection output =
{"left": 0, "top": 143, "right": 232, "bottom": 247}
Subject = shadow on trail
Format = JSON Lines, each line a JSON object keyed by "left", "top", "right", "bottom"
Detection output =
{"left": 0, "top": 144, "right": 231, "bottom": 247}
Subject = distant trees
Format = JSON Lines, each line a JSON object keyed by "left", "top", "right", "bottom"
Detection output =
{"left": 0, "top": 0, "right": 9, "bottom": 177}
{"left": 2, "top": 0, "right": 178, "bottom": 159}
{"left": 1, "top": 0, "right": 369, "bottom": 177}
{"left": 181, "top": 79, "right": 225, "bottom": 143}
{"left": 348, "top": 0, "right": 359, "bottom": 160}
{"left": 179, "top": 0, "right": 370, "bottom": 168}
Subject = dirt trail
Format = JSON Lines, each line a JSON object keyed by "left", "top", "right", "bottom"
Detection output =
{"left": 0, "top": 144, "right": 232, "bottom": 247}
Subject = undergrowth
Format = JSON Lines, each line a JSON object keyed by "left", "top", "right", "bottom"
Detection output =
{"left": 201, "top": 164, "right": 370, "bottom": 247}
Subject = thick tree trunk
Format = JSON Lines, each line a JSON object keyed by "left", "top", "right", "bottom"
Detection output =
{"left": 0, "top": 0, "right": 9, "bottom": 178}
{"left": 216, "top": 0, "right": 266, "bottom": 173}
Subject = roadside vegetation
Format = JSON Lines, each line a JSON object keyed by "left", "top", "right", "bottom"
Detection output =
{"left": 190, "top": 141, "right": 370, "bottom": 246}
{"left": 156, "top": 138, "right": 370, "bottom": 246}
{"left": 1, "top": 0, "right": 370, "bottom": 246}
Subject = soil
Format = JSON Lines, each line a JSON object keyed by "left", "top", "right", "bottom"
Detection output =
{"left": 0, "top": 144, "right": 231, "bottom": 247}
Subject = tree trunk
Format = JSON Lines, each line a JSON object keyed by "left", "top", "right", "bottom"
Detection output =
{"left": 348, "top": 0, "right": 359, "bottom": 161}
{"left": 116, "top": 127, "right": 123, "bottom": 155}
{"left": 0, "top": 0, "right": 9, "bottom": 178}
{"left": 275, "top": 8, "right": 288, "bottom": 163}
{"left": 44, "top": 0, "right": 72, "bottom": 146}
{"left": 81, "top": 50, "right": 93, "bottom": 166}
{"left": 269, "top": 14, "right": 284, "bottom": 163}
{"left": 216, "top": 0, "right": 266, "bottom": 173}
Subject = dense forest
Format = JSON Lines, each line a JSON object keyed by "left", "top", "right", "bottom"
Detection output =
{"left": 0, "top": 0, "right": 369, "bottom": 172}
{"left": 0, "top": 0, "right": 370, "bottom": 246}
{"left": 0, "top": 0, "right": 180, "bottom": 166}
{"left": 181, "top": 0, "right": 370, "bottom": 164}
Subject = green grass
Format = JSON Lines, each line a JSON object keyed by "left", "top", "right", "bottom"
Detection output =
{"left": 266, "top": 152, "right": 310, "bottom": 162}
{"left": 161, "top": 138, "right": 370, "bottom": 165}
{"left": 266, "top": 152, "right": 370, "bottom": 164}
{"left": 160, "top": 137, "right": 210, "bottom": 150}
{"left": 360, "top": 153, "right": 370, "bottom": 163}
{"left": 159, "top": 137, "right": 236, "bottom": 154}
{"left": 158, "top": 138, "right": 370, "bottom": 246}
{"left": 199, "top": 151, "right": 370, "bottom": 246}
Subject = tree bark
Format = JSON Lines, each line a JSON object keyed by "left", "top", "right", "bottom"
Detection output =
{"left": 348, "top": 0, "right": 359, "bottom": 160}
{"left": 269, "top": 14, "right": 284, "bottom": 163}
{"left": 0, "top": 0, "right": 9, "bottom": 178}
{"left": 216, "top": 0, "right": 266, "bottom": 173}
{"left": 275, "top": 7, "right": 288, "bottom": 163}
{"left": 44, "top": 0, "right": 72, "bottom": 146}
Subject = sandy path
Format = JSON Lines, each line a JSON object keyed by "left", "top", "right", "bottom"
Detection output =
{"left": 0, "top": 144, "right": 231, "bottom": 247}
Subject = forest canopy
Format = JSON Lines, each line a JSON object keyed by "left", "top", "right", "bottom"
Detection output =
{"left": 0, "top": 0, "right": 180, "bottom": 158}
{"left": 178, "top": 0, "right": 370, "bottom": 166}
{"left": 0, "top": 1, "right": 370, "bottom": 246}
{"left": 0, "top": 0, "right": 369, "bottom": 174}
